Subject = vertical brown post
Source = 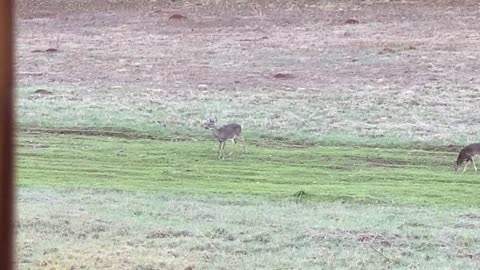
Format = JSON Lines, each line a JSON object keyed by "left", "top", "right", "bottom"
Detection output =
{"left": 0, "top": 0, "right": 14, "bottom": 269}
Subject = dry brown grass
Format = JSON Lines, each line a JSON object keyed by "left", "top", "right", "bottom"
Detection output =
{"left": 15, "top": 0, "right": 480, "bottom": 145}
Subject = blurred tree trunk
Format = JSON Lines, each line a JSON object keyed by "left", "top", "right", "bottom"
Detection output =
{"left": 0, "top": 0, "right": 14, "bottom": 269}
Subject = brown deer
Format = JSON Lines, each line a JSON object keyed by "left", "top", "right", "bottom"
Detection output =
{"left": 454, "top": 143, "right": 480, "bottom": 173}
{"left": 204, "top": 117, "right": 246, "bottom": 159}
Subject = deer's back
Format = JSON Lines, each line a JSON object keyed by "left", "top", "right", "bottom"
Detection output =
{"left": 461, "top": 143, "right": 480, "bottom": 157}
{"left": 217, "top": 123, "right": 241, "bottom": 140}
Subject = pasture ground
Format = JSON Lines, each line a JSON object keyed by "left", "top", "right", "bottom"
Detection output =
{"left": 15, "top": 0, "right": 480, "bottom": 269}
{"left": 16, "top": 187, "right": 480, "bottom": 269}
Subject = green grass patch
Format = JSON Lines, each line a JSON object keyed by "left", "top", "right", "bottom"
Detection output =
{"left": 16, "top": 133, "right": 480, "bottom": 207}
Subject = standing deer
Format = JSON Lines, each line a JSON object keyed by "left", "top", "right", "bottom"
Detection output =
{"left": 454, "top": 143, "right": 480, "bottom": 173}
{"left": 204, "top": 117, "right": 246, "bottom": 159}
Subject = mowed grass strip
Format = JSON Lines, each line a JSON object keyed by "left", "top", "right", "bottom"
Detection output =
{"left": 16, "top": 133, "right": 480, "bottom": 207}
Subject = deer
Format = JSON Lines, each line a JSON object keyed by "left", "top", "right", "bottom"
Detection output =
{"left": 454, "top": 143, "right": 480, "bottom": 173}
{"left": 204, "top": 117, "right": 246, "bottom": 159}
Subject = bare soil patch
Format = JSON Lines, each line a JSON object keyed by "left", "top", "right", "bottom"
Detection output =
{"left": 169, "top": 14, "right": 187, "bottom": 20}
{"left": 32, "top": 89, "right": 53, "bottom": 95}
{"left": 19, "top": 127, "right": 155, "bottom": 139}
{"left": 350, "top": 156, "right": 410, "bottom": 168}
{"left": 145, "top": 230, "right": 193, "bottom": 239}
{"left": 460, "top": 213, "right": 480, "bottom": 220}
{"left": 15, "top": 0, "right": 480, "bottom": 146}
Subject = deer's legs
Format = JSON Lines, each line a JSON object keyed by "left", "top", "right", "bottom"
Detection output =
{"left": 472, "top": 157, "right": 478, "bottom": 172}
{"left": 239, "top": 136, "right": 246, "bottom": 153}
{"left": 463, "top": 161, "right": 469, "bottom": 173}
{"left": 220, "top": 141, "right": 226, "bottom": 159}
{"left": 232, "top": 136, "right": 246, "bottom": 153}
{"left": 218, "top": 142, "right": 223, "bottom": 159}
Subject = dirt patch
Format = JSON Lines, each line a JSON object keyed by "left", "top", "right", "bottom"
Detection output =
{"left": 18, "top": 127, "right": 212, "bottom": 143}
{"left": 32, "top": 48, "right": 58, "bottom": 53}
{"left": 33, "top": 89, "right": 53, "bottom": 95}
{"left": 355, "top": 232, "right": 394, "bottom": 247}
{"left": 398, "top": 222, "right": 437, "bottom": 229}
{"left": 169, "top": 14, "right": 187, "bottom": 20}
{"left": 459, "top": 213, "right": 480, "bottom": 220}
{"left": 145, "top": 230, "right": 193, "bottom": 239}
{"left": 21, "top": 128, "right": 154, "bottom": 139}
{"left": 416, "top": 144, "right": 460, "bottom": 153}
{"left": 344, "top": 19, "right": 359, "bottom": 24}
{"left": 273, "top": 73, "right": 295, "bottom": 79}
{"left": 306, "top": 228, "right": 403, "bottom": 248}
{"left": 206, "top": 228, "right": 235, "bottom": 241}
{"left": 242, "top": 232, "right": 272, "bottom": 244}
{"left": 350, "top": 156, "right": 410, "bottom": 168}
{"left": 17, "top": 218, "right": 108, "bottom": 239}
{"left": 456, "top": 251, "right": 480, "bottom": 261}
{"left": 15, "top": 0, "right": 480, "bottom": 149}
{"left": 453, "top": 222, "right": 478, "bottom": 229}
{"left": 239, "top": 36, "right": 269, "bottom": 42}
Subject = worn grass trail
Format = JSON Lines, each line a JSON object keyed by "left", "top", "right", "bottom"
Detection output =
{"left": 16, "top": 133, "right": 480, "bottom": 207}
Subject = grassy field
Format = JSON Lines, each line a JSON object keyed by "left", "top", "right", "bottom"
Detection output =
{"left": 15, "top": 0, "right": 480, "bottom": 146}
{"left": 15, "top": 133, "right": 480, "bottom": 269}
{"left": 16, "top": 188, "right": 480, "bottom": 270}
{"left": 14, "top": 0, "right": 480, "bottom": 269}
{"left": 16, "top": 133, "right": 480, "bottom": 207}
